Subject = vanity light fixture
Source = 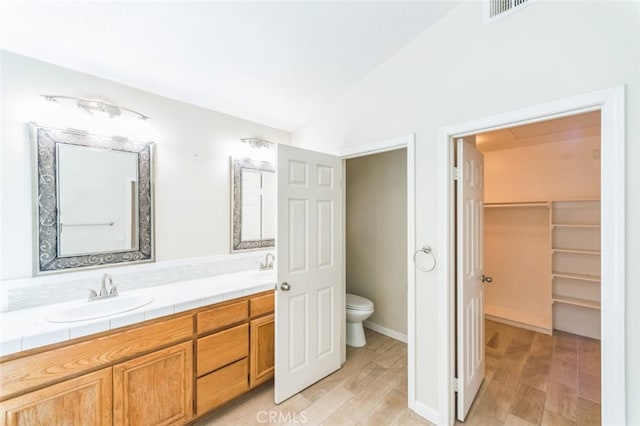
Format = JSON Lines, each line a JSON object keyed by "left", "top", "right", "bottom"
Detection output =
{"left": 240, "top": 138, "right": 274, "bottom": 149}
{"left": 41, "top": 95, "right": 150, "bottom": 121}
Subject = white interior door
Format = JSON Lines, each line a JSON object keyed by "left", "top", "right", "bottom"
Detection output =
{"left": 456, "top": 138, "right": 485, "bottom": 421}
{"left": 275, "top": 144, "right": 343, "bottom": 404}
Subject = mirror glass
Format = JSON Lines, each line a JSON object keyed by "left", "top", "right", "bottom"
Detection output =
{"left": 232, "top": 158, "right": 275, "bottom": 251}
{"left": 32, "top": 124, "right": 154, "bottom": 273}
{"left": 57, "top": 144, "right": 139, "bottom": 256}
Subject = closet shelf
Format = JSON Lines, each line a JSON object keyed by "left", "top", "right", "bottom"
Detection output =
{"left": 552, "top": 295, "right": 601, "bottom": 310}
{"left": 552, "top": 224, "right": 600, "bottom": 229}
{"left": 552, "top": 271, "right": 601, "bottom": 282}
{"left": 550, "top": 199, "right": 601, "bottom": 339}
{"left": 485, "top": 201, "right": 549, "bottom": 208}
{"left": 552, "top": 248, "right": 601, "bottom": 255}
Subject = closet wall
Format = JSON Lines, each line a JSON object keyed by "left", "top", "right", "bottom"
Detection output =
{"left": 482, "top": 135, "right": 600, "bottom": 334}
{"left": 483, "top": 136, "right": 601, "bottom": 203}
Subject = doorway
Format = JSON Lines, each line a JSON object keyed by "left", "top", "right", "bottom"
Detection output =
{"left": 455, "top": 111, "right": 603, "bottom": 424}
{"left": 436, "top": 86, "right": 625, "bottom": 426}
{"left": 345, "top": 148, "right": 408, "bottom": 343}
{"left": 478, "top": 111, "right": 601, "bottom": 339}
{"left": 272, "top": 136, "right": 415, "bottom": 406}
{"left": 337, "top": 134, "right": 416, "bottom": 402}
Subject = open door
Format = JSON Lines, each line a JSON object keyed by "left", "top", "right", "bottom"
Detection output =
{"left": 456, "top": 138, "right": 485, "bottom": 421}
{"left": 274, "top": 144, "right": 343, "bottom": 403}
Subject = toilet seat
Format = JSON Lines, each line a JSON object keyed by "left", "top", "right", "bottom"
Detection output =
{"left": 346, "top": 293, "right": 373, "bottom": 311}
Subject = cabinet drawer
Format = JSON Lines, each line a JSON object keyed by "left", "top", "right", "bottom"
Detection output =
{"left": 197, "top": 300, "right": 248, "bottom": 335}
{"left": 196, "top": 358, "right": 248, "bottom": 415}
{"left": 197, "top": 323, "right": 248, "bottom": 376}
{"left": 250, "top": 292, "right": 274, "bottom": 317}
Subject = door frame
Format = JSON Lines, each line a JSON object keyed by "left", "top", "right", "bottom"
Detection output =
{"left": 436, "top": 86, "right": 626, "bottom": 425}
{"left": 336, "top": 133, "right": 416, "bottom": 405}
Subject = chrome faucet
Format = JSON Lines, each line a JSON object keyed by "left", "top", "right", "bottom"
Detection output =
{"left": 265, "top": 253, "right": 275, "bottom": 269}
{"left": 258, "top": 253, "right": 275, "bottom": 271}
{"left": 88, "top": 273, "right": 119, "bottom": 300}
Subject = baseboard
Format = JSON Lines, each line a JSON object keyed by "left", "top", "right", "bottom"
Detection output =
{"left": 484, "top": 313, "right": 552, "bottom": 335}
{"left": 411, "top": 400, "right": 440, "bottom": 425}
{"left": 363, "top": 321, "right": 407, "bottom": 343}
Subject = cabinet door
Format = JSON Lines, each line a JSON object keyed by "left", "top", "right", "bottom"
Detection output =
{"left": 250, "top": 313, "right": 275, "bottom": 388}
{"left": 0, "top": 368, "right": 112, "bottom": 426}
{"left": 113, "top": 341, "right": 193, "bottom": 426}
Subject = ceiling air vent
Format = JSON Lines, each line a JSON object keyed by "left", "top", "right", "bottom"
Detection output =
{"left": 485, "top": 0, "right": 537, "bottom": 22}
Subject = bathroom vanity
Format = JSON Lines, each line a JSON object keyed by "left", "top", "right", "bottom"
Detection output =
{"left": 0, "top": 124, "right": 279, "bottom": 425}
{"left": 0, "top": 289, "right": 274, "bottom": 425}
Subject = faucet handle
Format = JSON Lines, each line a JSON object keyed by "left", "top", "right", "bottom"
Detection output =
{"left": 109, "top": 285, "right": 119, "bottom": 296}
{"left": 257, "top": 261, "right": 266, "bottom": 271}
{"left": 100, "top": 273, "right": 115, "bottom": 297}
{"left": 86, "top": 288, "right": 98, "bottom": 300}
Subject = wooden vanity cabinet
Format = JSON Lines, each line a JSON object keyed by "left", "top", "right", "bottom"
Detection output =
{"left": 0, "top": 368, "right": 112, "bottom": 426}
{"left": 0, "top": 314, "right": 192, "bottom": 426}
{"left": 0, "top": 290, "right": 274, "bottom": 425}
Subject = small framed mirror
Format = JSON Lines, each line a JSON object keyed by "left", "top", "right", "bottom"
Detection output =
{"left": 231, "top": 158, "right": 275, "bottom": 251}
{"left": 31, "top": 124, "right": 154, "bottom": 273}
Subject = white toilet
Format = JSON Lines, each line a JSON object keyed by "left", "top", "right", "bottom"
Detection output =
{"left": 345, "top": 293, "right": 375, "bottom": 347}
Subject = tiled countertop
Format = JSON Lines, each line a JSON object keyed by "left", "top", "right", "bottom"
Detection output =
{"left": 0, "top": 270, "right": 276, "bottom": 357}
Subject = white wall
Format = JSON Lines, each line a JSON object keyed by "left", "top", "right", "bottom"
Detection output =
{"left": 485, "top": 206, "right": 551, "bottom": 330}
{"left": 1, "top": 51, "right": 291, "bottom": 280}
{"left": 346, "top": 149, "right": 407, "bottom": 336}
{"left": 293, "top": 1, "right": 640, "bottom": 422}
{"left": 484, "top": 136, "right": 601, "bottom": 203}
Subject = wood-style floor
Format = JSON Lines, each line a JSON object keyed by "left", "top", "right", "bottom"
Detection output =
{"left": 196, "top": 321, "right": 601, "bottom": 425}
{"left": 462, "top": 320, "right": 601, "bottom": 426}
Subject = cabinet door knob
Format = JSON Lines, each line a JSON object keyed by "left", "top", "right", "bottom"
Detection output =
{"left": 280, "top": 282, "right": 291, "bottom": 291}
{"left": 482, "top": 275, "right": 493, "bottom": 283}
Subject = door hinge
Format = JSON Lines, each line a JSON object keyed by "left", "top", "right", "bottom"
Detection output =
{"left": 453, "top": 167, "right": 460, "bottom": 181}
{"left": 454, "top": 378, "right": 459, "bottom": 392}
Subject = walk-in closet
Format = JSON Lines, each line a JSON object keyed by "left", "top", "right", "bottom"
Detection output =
{"left": 478, "top": 111, "right": 602, "bottom": 339}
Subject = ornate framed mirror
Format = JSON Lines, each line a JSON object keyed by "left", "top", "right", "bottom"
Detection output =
{"left": 231, "top": 158, "right": 275, "bottom": 251}
{"left": 31, "top": 124, "right": 154, "bottom": 274}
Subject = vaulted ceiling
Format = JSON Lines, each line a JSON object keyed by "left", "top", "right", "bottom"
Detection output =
{"left": 0, "top": 1, "right": 459, "bottom": 131}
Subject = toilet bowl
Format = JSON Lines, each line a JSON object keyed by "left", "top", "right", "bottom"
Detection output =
{"left": 346, "top": 293, "right": 374, "bottom": 347}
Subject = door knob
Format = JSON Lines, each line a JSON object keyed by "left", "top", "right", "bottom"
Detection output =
{"left": 482, "top": 275, "right": 493, "bottom": 283}
{"left": 280, "top": 282, "right": 291, "bottom": 291}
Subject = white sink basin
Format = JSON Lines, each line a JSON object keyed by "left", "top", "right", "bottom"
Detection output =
{"left": 249, "top": 270, "right": 276, "bottom": 281}
{"left": 47, "top": 294, "right": 155, "bottom": 323}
